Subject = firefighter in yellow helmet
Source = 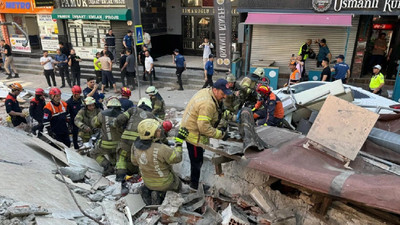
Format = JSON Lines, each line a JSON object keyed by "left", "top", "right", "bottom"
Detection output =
{"left": 74, "top": 96, "right": 101, "bottom": 143}
{"left": 131, "top": 119, "right": 186, "bottom": 205}
{"left": 91, "top": 97, "right": 123, "bottom": 175}
{"left": 237, "top": 67, "right": 264, "bottom": 108}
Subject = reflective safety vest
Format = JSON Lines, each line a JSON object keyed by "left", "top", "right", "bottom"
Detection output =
{"left": 290, "top": 69, "right": 300, "bottom": 81}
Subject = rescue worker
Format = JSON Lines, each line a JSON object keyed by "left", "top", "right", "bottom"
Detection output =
{"left": 223, "top": 74, "right": 241, "bottom": 113}
{"left": 137, "top": 97, "right": 153, "bottom": 112}
{"left": 145, "top": 86, "right": 165, "bottom": 119}
{"left": 113, "top": 100, "right": 157, "bottom": 181}
{"left": 74, "top": 97, "right": 101, "bottom": 143}
{"left": 6, "top": 83, "right": 27, "bottom": 127}
{"left": 288, "top": 61, "right": 300, "bottom": 85}
{"left": 43, "top": 87, "right": 70, "bottom": 147}
{"left": 180, "top": 79, "right": 231, "bottom": 190}
{"left": 132, "top": 119, "right": 185, "bottom": 205}
{"left": 66, "top": 85, "right": 84, "bottom": 149}
{"left": 252, "top": 85, "right": 284, "bottom": 127}
{"left": 237, "top": 67, "right": 264, "bottom": 109}
{"left": 119, "top": 87, "right": 134, "bottom": 112}
{"left": 91, "top": 98, "right": 123, "bottom": 175}
{"left": 30, "top": 88, "right": 46, "bottom": 136}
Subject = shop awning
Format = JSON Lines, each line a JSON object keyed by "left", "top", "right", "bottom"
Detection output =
{"left": 52, "top": 8, "right": 131, "bottom": 21}
{"left": 245, "top": 13, "right": 352, "bottom": 27}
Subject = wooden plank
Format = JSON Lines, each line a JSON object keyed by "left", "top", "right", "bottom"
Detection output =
{"left": 306, "top": 95, "right": 379, "bottom": 161}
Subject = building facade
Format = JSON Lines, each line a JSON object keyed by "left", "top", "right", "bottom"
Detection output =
{"left": 238, "top": 0, "right": 400, "bottom": 79}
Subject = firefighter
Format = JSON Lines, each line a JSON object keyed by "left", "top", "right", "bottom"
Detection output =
{"left": 66, "top": 85, "right": 84, "bottom": 149}
{"left": 43, "top": 87, "right": 70, "bottom": 147}
{"left": 252, "top": 85, "right": 284, "bottom": 127}
{"left": 113, "top": 100, "right": 157, "bottom": 181}
{"left": 5, "top": 83, "right": 27, "bottom": 127}
{"left": 74, "top": 96, "right": 101, "bottom": 143}
{"left": 237, "top": 67, "right": 265, "bottom": 108}
{"left": 132, "top": 119, "right": 185, "bottom": 205}
{"left": 29, "top": 88, "right": 46, "bottom": 136}
{"left": 145, "top": 86, "right": 165, "bottom": 119}
{"left": 119, "top": 87, "right": 134, "bottom": 112}
{"left": 180, "top": 79, "right": 231, "bottom": 190}
{"left": 91, "top": 97, "right": 123, "bottom": 175}
{"left": 137, "top": 97, "right": 153, "bottom": 112}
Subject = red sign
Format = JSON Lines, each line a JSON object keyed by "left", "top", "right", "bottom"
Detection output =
{"left": 373, "top": 24, "right": 393, "bottom": 30}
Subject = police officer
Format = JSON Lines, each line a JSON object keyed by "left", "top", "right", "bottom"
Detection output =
{"left": 132, "top": 119, "right": 185, "bottom": 205}
{"left": 29, "top": 88, "right": 45, "bottom": 136}
{"left": 145, "top": 86, "right": 165, "bottom": 119}
{"left": 119, "top": 87, "right": 134, "bottom": 112}
{"left": 91, "top": 98, "right": 123, "bottom": 175}
{"left": 74, "top": 97, "right": 101, "bottom": 143}
{"left": 67, "top": 85, "right": 84, "bottom": 149}
{"left": 43, "top": 87, "right": 70, "bottom": 147}
{"left": 6, "top": 83, "right": 27, "bottom": 127}
{"left": 180, "top": 79, "right": 231, "bottom": 190}
{"left": 252, "top": 85, "right": 284, "bottom": 127}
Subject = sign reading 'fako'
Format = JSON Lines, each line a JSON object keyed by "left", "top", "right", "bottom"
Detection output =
{"left": 214, "top": 0, "right": 232, "bottom": 67}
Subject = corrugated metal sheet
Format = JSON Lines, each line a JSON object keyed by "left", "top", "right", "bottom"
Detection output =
{"left": 250, "top": 16, "right": 360, "bottom": 74}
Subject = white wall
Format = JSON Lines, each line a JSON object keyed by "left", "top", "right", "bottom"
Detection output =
{"left": 166, "top": 0, "right": 182, "bottom": 35}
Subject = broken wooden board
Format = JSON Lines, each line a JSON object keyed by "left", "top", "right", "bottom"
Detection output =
{"left": 306, "top": 95, "right": 379, "bottom": 161}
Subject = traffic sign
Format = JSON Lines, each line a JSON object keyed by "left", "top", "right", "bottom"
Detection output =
{"left": 135, "top": 25, "right": 143, "bottom": 46}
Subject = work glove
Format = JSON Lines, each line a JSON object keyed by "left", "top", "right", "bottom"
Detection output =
{"left": 251, "top": 107, "right": 256, "bottom": 112}
{"left": 263, "top": 123, "right": 268, "bottom": 127}
{"left": 175, "top": 127, "right": 189, "bottom": 144}
{"left": 83, "top": 125, "right": 91, "bottom": 133}
{"left": 221, "top": 131, "right": 229, "bottom": 141}
{"left": 222, "top": 110, "right": 231, "bottom": 119}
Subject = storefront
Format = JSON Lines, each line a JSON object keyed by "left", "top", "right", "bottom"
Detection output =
{"left": 0, "top": 0, "right": 56, "bottom": 53}
{"left": 180, "top": 0, "right": 240, "bottom": 55}
{"left": 52, "top": 1, "right": 132, "bottom": 59}
{"left": 238, "top": 0, "right": 400, "bottom": 79}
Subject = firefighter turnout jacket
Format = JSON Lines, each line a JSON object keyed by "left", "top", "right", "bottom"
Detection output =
{"left": 150, "top": 93, "right": 165, "bottom": 119}
{"left": 74, "top": 107, "right": 101, "bottom": 141}
{"left": 91, "top": 109, "right": 123, "bottom": 151}
{"left": 181, "top": 88, "right": 224, "bottom": 145}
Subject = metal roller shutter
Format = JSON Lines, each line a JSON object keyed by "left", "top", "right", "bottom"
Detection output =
{"left": 250, "top": 16, "right": 360, "bottom": 74}
{"left": 111, "top": 20, "right": 130, "bottom": 60}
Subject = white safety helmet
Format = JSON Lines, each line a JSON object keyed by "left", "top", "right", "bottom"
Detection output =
{"left": 145, "top": 86, "right": 158, "bottom": 96}
{"left": 138, "top": 97, "right": 152, "bottom": 109}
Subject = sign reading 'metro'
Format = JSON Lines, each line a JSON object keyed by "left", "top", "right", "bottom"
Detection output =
{"left": 214, "top": 0, "right": 232, "bottom": 67}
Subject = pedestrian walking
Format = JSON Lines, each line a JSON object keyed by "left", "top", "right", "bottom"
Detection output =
{"left": 123, "top": 30, "right": 133, "bottom": 51}
{"left": 66, "top": 85, "right": 84, "bottom": 150}
{"left": 121, "top": 49, "right": 136, "bottom": 89}
{"left": 202, "top": 54, "right": 214, "bottom": 88}
{"left": 0, "top": 43, "right": 11, "bottom": 73}
{"left": 96, "top": 51, "right": 117, "bottom": 93}
{"left": 199, "top": 38, "right": 214, "bottom": 68}
{"left": 172, "top": 49, "right": 185, "bottom": 90}
{"left": 68, "top": 49, "right": 82, "bottom": 86}
{"left": 0, "top": 39, "right": 19, "bottom": 79}
{"left": 94, "top": 52, "right": 102, "bottom": 84}
{"left": 331, "top": 55, "right": 350, "bottom": 83}
{"left": 55, "top": 48, "right": 71, "bottom": 88}
{"left": 40, "top": 51, "right": 56, "bottom": 87}
{"left": 139, "top": 45, "right": 148, "bottom": 78}
{"left": 144, "top": 50, "right": 156, "bottom": 85}
{"left": 119, "top": 50, "right": 128, "bottom": 87}
{"left": 102, "top": 29, "right": 116, "bottom": 63}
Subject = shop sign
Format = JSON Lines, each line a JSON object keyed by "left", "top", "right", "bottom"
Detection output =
{"left": 373, "top": 23, "right": 393, "bottom": 30}
{"left": 214, "top": 0, "right": 232, "bottom": 67}
{"left": 37, "top": 15, "right": 59, "bottom": 51}
{"left": 10, "top": 36, "right": 31, "bottom": 53}
{"left": 182, "top": 7, "right": 239, "bottom": 15}
{"left": 312, "top": 0, "right": 400, "bottom": 13}
{"left": 312, "top": 0, "right": 332, "bottom": 12}
{"left": 0, "top": 0, "right": 53, "bottom": 13}
{"left": 60, "top": 0, "right": 125, "bottom": 8}
{"left": 40, "top": 36, "right": 59, "bottom": 51}
{"left": 35, "top": 0, "right": 53, "bottom": 7}
{"left": 53, "top": 13, "right": 126, "bottom": 20}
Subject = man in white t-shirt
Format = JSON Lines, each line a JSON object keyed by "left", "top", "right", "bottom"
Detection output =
{"left": 144, "top": 50, "right": 157, "bottom": 85}
{"left": 40, "top": 51, "right": 56, "bottom": 87}
{"left": 199, "top": 37, "right": 214, "bottom": 68}
{"left": 143, "top": 31, "right": 152, "bottom": 51}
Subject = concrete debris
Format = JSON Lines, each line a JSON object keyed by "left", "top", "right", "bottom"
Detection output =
{"left": 88, "top": 191, "right": 105, "bottom": 202}
{"left": 60, "top": 166, "right": 88, "bottom": 182}
{"left": 103, "top": 182, "right": 122, "bottom": 198}
{"left": 196, "top": 206, "right": 222, "bottom": 225}
{"left": 159, "top": 191, "right": 184, "bottom": 217}
{"left": 101, "top": 200, "right": 129, "bottom": 225}
{"left": 221, "top": 204, "right": 250, "bottom": 225}
{"left": 55, "top": 174, "right": 92, "bottom": 191}
{"left": 250, "top": 188, "right": 277, "bottom": 213}
{"left": 35, "top": 217, "right": 78, "bottom": 225}
{"left": 119, "top": 194, "right": 146, "bottom": 216}
{"left": 83, "top": 206, "right": 104, "bottom": 221}
{"left": 237, "top": 195, "right": 257, "bottom": 208}
{"left": 182, "top": 184, "right": 205, "bottom": 212}
{"left": 5, "top": 202, "right": 49, "bottom": 217}
{"left": 65, "top": 148, "right": 103, "bottom": 173}
{"left": 134, "top": 211, "right": 160, "bottom": 225}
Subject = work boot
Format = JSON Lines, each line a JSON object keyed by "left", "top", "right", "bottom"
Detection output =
{"left": 178, "top": 87, "right": 184, "bottom": 91}
{"left": 151, "top": 191, "right": 166, "bottom": 205}
{"left": 139, "top": 185, "right": 152, "bottom": 205}
{"left": 101, "top": 161, "right": 114, "bottom": 176}
{"left": 60, "top": 84, "right": 66, "bottom": 88}
{"left": 121, "top": 180, "right": 129, "bottom": 197}
{"left": 14, "top": 74, "right": 19, "bottom": 78}
{"left": 6, "top": 74, "right": 12, "bottom": 79}
{"left": 116, "top": 169, "right": 128, "bottom": 182}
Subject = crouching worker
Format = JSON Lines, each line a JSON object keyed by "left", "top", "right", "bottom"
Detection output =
{"left": 91, "top": 98, "right": 123, "bottom": 175}
{"left": 74, "top": 97, "right": 101, "bottom": 143}
{"left": 132, "top": 119, "right": 187, "bottom": 205}
{"left": 252, "top": 85, "right": 284, "bottom": 127}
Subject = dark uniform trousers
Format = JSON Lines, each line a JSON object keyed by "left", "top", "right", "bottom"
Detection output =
{"left": 186, "top": 142, "right": 204, "bottom": 189}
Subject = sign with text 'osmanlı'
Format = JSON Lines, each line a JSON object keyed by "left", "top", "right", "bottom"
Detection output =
{"left": 214, "top": 0, "right": 232, "bottom": 68}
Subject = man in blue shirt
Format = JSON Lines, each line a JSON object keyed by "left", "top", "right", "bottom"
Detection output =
{"left": 202, "top": 54, "right": 214, "bottom": 88}
{"left": 55, "top": 49, "right": 71, "bottom": 88}
{"left": 316, "top": 39, "right": 332, "bottom": 67}
{"left": 331, "top": 55, "right": 350, "bottom": 83}
{"left": 123, "top": 30, "right": 133, "bottom": 51}
{"left": 83, "top": 77, "right": 104, "bottom": 109}
{"left": 173, "top": 49, "right": 186, "bottom": 91}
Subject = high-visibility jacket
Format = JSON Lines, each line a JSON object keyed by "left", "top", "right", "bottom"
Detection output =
{"left": 180, "top": 88, "right": 224, "bottom": 145}
{"left": 43, "top": 100, "right": 69, "bottom": 135}
{"left": 132, "top": 142, "right": 182, "bottom": 191}
{"left": 74, "top": 107, "right": 101, "bottom": 140}
{"left": 114, "top": 107, "right": 156, "bottom": 151}
{"left": 298, "top": 43, "right": 310, "bottom": 60}
{"left": 290, "top": 69, "right": 300, "bottom": 81}
{"left": 91, "top": 109, "right": 123, "bottom": 150}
